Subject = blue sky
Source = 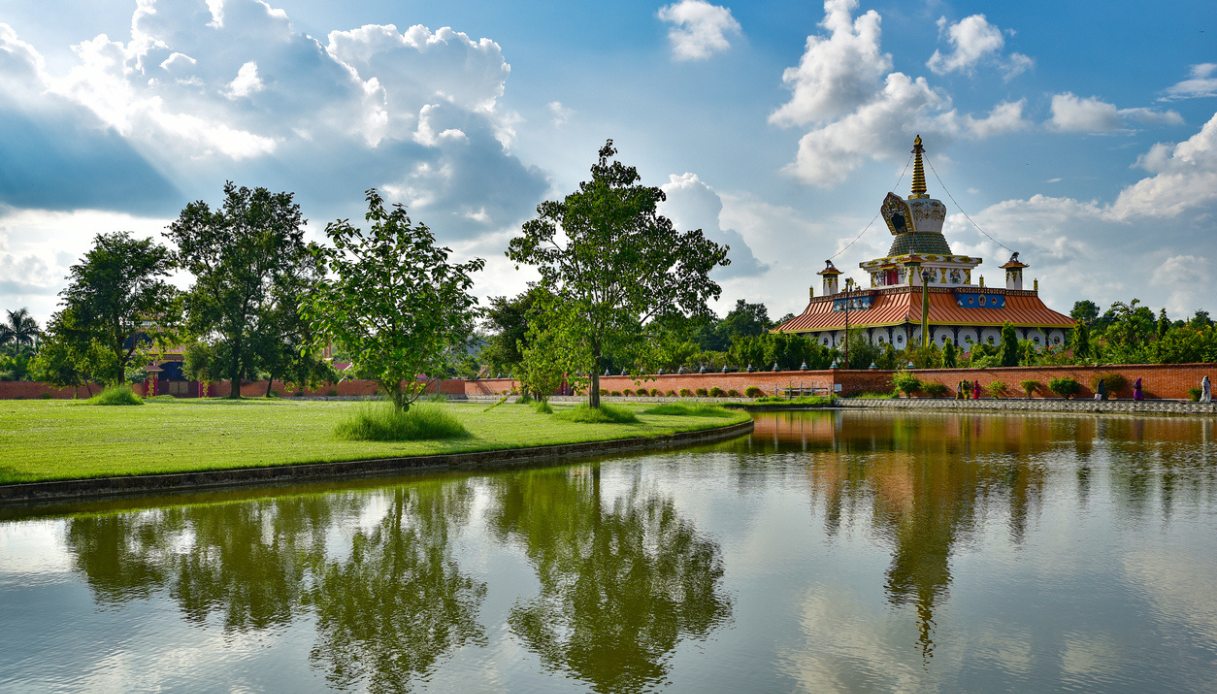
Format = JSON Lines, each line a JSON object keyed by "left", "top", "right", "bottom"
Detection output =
{"left": 1, "top": 0, "right": 1215, "bottom": 325}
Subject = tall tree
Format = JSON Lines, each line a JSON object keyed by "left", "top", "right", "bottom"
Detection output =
{"left": 57, "top": 232, "right": 178, "bottom": 386}
{"left": 306, "top": 189, "right": 484, "bottom": 412}
{"left": 480, "top": 286, "right": 546, "bottom": 377}
{"left": 1070, "top": 300, "right": 1099, "bottom": 326}
{"left": 0, "top": 308, "right": 41, "bottom": 353}
{"left": 718, "top": 299, "right": 772, "bottom": 342}
{"left": 507, "top": 140, "right": 729, "bottom": 407}
{"left": 167, "top": 183, "right": 308, "bottom": 398}
{"left": 1000, "top": 322, "right": 1020, "bottom": 367}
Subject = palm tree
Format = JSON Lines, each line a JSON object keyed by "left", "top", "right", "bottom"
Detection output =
{"left": 0, "top": 308, "right": 41, "bottom": 353}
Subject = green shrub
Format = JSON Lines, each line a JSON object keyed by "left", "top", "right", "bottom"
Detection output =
{"left": 744, "top": 385, "right": 764, "bottom": 398}
{"left": 1187, "top": 387, "right": 1202, "bottom": 402}
{"left": 532, "top": 400, "right": 554, "bottom": 414}
{"left": 1095, "top": 374, "right": 1127, "bottom": 395}
{"left": 610, "top": 391, "right": 621, "bottom": 397}
{"left": 622, "top": 388, "right": 634, "bottom": 397}
{"left": 1048, "top": 377, "right": 1081, "bottom": 399}
{"left": 923, "top": 382, "right": 949, "bottom": 398}
{"left": 985, "top": 381, "right": 1009, "bottom": 399}
{"left": 709, "top": 386, "right": 726, "bottom": 397}
{"left": 326, "top": 389, "right": 338, "bottom": 397}
{"left": 651, "top": 388, "right": 662, "bottom": 397}
{"left": 727, "top": 389, "right": 740, "bottom": 397}
{"left": 679, "top": 388, "right": 693, "bottom": 397}
{"left": 1019, "top": 380, "right": 1042, "bottom": 398}
{"left": 892, "top": 371, "right": 922, "bottom": 397}
{"left": 600, "top": 389, "right": 609, "bottom": 396}
{"left": 642, "top": 403, "right": 731, "bottom": 417}
{"left": 695, "top": 388, "right": 709, "bottom": 397}
{"left": 665, "top": 390, "right": 677, "bottom": 397}
{"left": 89, "top": 385, "right": 144, "bottom": 406}
{"left": 335, "top": 403, "right": 469, "bottom": 441}
{"left": 755, "top": 395, "right": 836, "bottom": 406}
{"left": 556, "top": 402, "right": 638, "bottom": 424}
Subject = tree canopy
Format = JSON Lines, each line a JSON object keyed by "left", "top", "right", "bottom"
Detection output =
{"left": 166, "top": 182, "right": 309, "bottom": 397}
{"left": 306, "top": 189, "right": 484, "bottom": 411}
{"left": 506, "top": 140, "right": 729, "bottom": 406}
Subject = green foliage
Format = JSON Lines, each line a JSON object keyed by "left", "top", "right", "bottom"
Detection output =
{"left": 892, "top": 371, "right": 922, "bottom": 396}
{"left": 481, "top": 286, "right": 546, "bottom": 375}
{"left": 531, "top": 400, "right": 554, "bottom": 415}
{"left": 1187, "top": 387, "right": 1202, "bottom": 402}
{"left": 695, "top": 388, "right": 708, "bottom": 397}
{"left": 923, "top": 382, "right": 949, "bottom": 398}
{"left": 1019, "top": 380, "right": 1042, "bottom": 398}
{"left": 1, "top": 308, "right": 41, "bottom": 355}
{"left": 335, "top": 403, "right": 470, "bottom": 441}
{"left": 88, "top": 384, "right": 144, "bottom": 406}
{"left": 708, "top": 386, "right": 726, "bottom": 397}
{"left": 841, "top": 329, "right": 881, "bottom": 369}
{"left": 942, "top": 340, "right": 957, "bottom": 368}
{"left": 306, "top": 189, "right": 484, "bottom": 412}
{"left": 875, "top": 342, "right": 900, "bottom": 370}
{"left": 1000, "top": 323, "right": 1020, "bottom": 367}
{"left": 1071, "top": 322, "right": 1091, "bottom": 360}
{"left": 517, "top": 294, "right": 585, "bottom": 402}
{"left": 719, "top": 299, "right": 772, "bottom": 341}
{"left": 56, "top": 232, "right": 178, "bottom": 386}
{"left": 744, "top": 385, "right": 764, "bottom": 398}
{"left": 507, "top": 140, "right": 729, "bottom": 408}
{"left": 851, "top": 391, "right": 897, "bottom": 400}
{"left": 678, "top": 388, "right": 692, "bottom": 397}
{"left": 642, "top": 403, "right": 731, "bottom": 417}
{"left": 167, "top": 183, "right": 309, "bottom": 397}
{"left": 984, "top": 381, "right": 1009, "bottom": 399}
{"left": 1095, "top": 373, "right": 1127, "bottom": 394}
{"left": 1071, "top": 300, "right": 1099, "bottom": 326}
{"left": 555, "top": 402, "right": 639, "bottom": 424}
{"left": 910, "top": 343, "right": 942, "bottom": 369}
{"left": 1048, "top": 377, "right": 1081, "bottom": 399}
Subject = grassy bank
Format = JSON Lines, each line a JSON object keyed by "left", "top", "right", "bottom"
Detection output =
{"left": 0, "top": 399, "right": 750, "bottom": 485}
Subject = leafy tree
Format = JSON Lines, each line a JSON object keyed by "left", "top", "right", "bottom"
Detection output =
{"left": 248, "top": 249, "right": 332, "bottom": 395}
{"left": 30, "top": 309, "right": 107, "bottom": 393}
{"left": 507, "top": 140, "right": 729, "bottom": 407}
{"left": 0, "top": 308, "right": 41, "bottom": 354}
{"left": 1190, "top": 310, "right": 1212, "bottom": 329}
{"left": 841, "top": 330, "right": 879, "bottom": 369}
{"left": 1098, "top": 299, "right": 1156, "bottom": 363}
{"left": 167, "top": 183, "right": 309, "bottom": 398}
{"left": 57, "top": 232, "right": 178, "bottom": 386}
{"left": 516, "top": 294, "right": 587, "bottom": 401}
{"left": 942, "top": 340, "right": 957, "bottom": 368}
{"left": 183, "top": 339, "right": 225, "bottom": 390}
{"left": 307, "top": 189, "right": 484, "bottom": 412}
{"left": 718, "top": 299, "right": 771, "bottom": 342}
{"left": 1071, "top": 322, "right": 1091, "bottom": 360}
{"left": 1070, "top": 300, "right": 1099, "bottom": 326}
{"left": 1000, "top": 323, "right": 1020, "bottom": 367}
{"left": 481, "top": 286, "right": 546, "bottom": 376}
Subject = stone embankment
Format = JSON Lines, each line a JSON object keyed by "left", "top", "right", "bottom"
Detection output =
{"left": 835, "top": 398, "right": 1217, "bottom": 416}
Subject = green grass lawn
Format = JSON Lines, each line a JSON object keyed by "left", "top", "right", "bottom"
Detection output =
{"left": 0, "top": 398, "right": 750, "bottom": 484}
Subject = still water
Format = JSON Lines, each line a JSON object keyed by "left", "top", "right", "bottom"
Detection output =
{"left": 2, "top": 410, "right": 1216, "bottom": 692}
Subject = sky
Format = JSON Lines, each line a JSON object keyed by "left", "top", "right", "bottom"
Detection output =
{"left": 1, "top": 0, "right": 1215, "bottom": 327}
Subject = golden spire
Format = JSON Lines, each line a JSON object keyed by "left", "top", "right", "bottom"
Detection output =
{"left": 910, "top": 134, "right": 928, "bottom": 199}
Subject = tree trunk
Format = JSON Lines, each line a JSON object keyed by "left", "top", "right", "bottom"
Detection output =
{"left": 589, "top": 366, "right": 601, "bottom": 408}
{"left": 265, "top": 374, "right": 275, "bottom": 398}
{"left": 228, "top": 336, "right": 242, "bottom": 399}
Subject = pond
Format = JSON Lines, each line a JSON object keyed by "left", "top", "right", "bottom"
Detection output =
{"left": 1, "top": 410, "right": 1215, "bottom": 692}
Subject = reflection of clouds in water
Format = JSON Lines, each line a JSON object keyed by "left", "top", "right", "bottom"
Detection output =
{"left": 0, "top": 520, "right": 73, "bottom": 576}
{"left": 1060, "top": 631, "right": 1119, "bottom": 677}
{"left": 969, "top": 627, "right": 1034, "bottom": 676}
{"left": 777, "top": 584, "right": 940, "bottom": 691}
{"left": 1123, "top": 548, "right": 1217, "bottom": 646}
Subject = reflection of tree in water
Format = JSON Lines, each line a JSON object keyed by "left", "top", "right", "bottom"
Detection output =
{"left": 64, "top": 482, "right": 487, "bottom": 691}
{"left": 307, "top": 482, "right": 486, "bottom": 692}
{"left": 1102, "top": 417, "right": 1217, "bottom": 522}
{"left": 490, "top": 464, "right": 731, "bottom": 693}
{"left": 803, "top": 413, "right": 1050, "bottom": 660}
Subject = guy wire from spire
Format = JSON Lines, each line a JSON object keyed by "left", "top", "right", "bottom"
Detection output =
{"left": 924, "top": 154, "right": 1015, "bottom": 254}
{"left": 828, "top": 151, "right": 914, "bottom": 261}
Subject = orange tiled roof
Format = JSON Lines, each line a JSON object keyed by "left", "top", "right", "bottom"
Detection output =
{"left": 776, "top": 287, "right": 1074, "bottom": 333}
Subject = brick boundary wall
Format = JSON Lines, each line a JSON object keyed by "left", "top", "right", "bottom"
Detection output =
{"left": 4, "top": 363, "right": 1214, "bottom": 401}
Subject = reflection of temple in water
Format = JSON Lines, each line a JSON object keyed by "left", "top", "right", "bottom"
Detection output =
{"left": 754, "top": 411, "right": 1055, "bottom": 658}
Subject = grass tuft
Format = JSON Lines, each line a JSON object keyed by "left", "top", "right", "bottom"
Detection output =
{"left": 335, "top": 402, "right": 470, "bottom": 441}
{"left": 89, "top": 385, "right": 144, "bottom": 406}
{"left": 556, "top": 402, "right": 639, "bottom": 424}
{"left": 532, "top": 400, "right": 554, "bottom": 414}
{"left": 642, "top": 403, "right": 731, "bottom": 417}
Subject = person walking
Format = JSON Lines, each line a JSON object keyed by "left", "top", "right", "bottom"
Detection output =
{"left": 973, "top": 379, "right": 981, "bottom": 400}
{"left": 1202, "top": 375, "right": 1212, "bottom": 403}
{"left": 1133, "top": 377, "right": 1144, "bottom": 401}
{"left": 1096, "top": 378, "right": 1107, "bottom": 401}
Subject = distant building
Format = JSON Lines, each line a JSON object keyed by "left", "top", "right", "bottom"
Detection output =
{"left": 776, "top": 135, "right": 1073, "bottom": 352}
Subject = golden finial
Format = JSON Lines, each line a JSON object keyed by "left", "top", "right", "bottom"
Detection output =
{"left": 910, "top": 134, "right": 928, "bottom": 199}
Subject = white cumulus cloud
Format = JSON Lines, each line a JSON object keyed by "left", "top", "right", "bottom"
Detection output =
{"left": 1049, "top": 92, "right": 1183, "bottom": 133}
{"left": 657, "top": 0, "right": 742, "bottom": 61}
{"left": 225, "top": 60, "right": 263, "bottom": 98}
{"left": 927, "top": 15, "right": 1032, "bottom": 79}
{"left": 771, "top": 1, "right": 1030, "bottom": 187}
{"left": 660, "top": 172, "right": 768, "bottom": 278}
{"left": 1161, "top": 63, "right": 1217, "bottom": 101}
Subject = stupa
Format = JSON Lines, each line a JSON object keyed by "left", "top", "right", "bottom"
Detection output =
{"left": 775, "top": 135, "right": 1073, "bottom": 352}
